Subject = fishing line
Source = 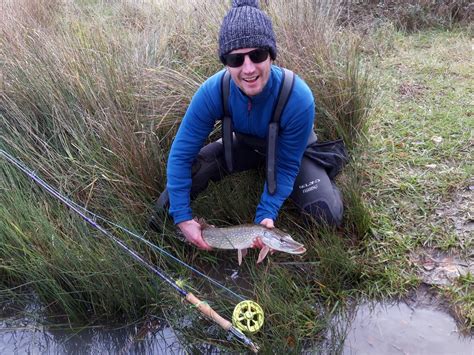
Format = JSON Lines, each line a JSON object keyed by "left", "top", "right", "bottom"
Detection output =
{"left": 86, "top": 215, "right": 247, "bottom": 302}
{"left": 0, "top": 148, "right": 245, "bottom": 302}
{"left": 1, "top": 148, "right": 261, "bottom": 351}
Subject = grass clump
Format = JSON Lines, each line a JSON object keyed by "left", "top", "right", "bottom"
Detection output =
{"left": 0, "top": 162, "right": 170, "bottom": 323}
{"left": 1, "top": 0, "right": 372, "bottom": 350}
{"left": 445, "top": 273, "right": 474, "bottom": 332}
{"left": 268, "top": 0, "right": 373, "bottom": 150}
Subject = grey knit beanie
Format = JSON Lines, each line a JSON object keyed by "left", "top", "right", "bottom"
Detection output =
{"left": 218, "top": 0, "right": 277, "bottom": 64}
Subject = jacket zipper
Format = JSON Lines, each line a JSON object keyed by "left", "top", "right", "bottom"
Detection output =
{"left": 247, "top": 98, "right": 252, "bottom": 132}
{"left": 247, "top": 98, "right": 252, "bottom": 116}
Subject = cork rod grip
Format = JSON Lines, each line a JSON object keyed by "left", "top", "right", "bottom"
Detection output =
{"left": 186, "top": 293, "right": 232, "bottom": 330}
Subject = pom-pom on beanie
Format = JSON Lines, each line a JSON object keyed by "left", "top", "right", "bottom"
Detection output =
{"left": 218, "top": 0, "right": 277, "bottom": 64}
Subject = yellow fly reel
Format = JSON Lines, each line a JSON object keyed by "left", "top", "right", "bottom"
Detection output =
{"left": 232, "top": 300, "right": 264, "bottom": 334}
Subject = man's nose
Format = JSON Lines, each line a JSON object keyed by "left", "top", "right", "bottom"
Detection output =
{"left": 241, "top": 55, "right": 256, "bottom": 72}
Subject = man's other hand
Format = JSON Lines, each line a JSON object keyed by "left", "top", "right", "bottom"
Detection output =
{"left": 252, "top": 218, "right": 275, "bottom": 249}
{"left": 177, "top": 219, "right": 212, "bottom": 250}
{"left": 260, "top": 218, "right": 274, "bottom": 229}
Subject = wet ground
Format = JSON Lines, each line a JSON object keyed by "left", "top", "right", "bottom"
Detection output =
{"left": 2, "top": 295, "right": 472, "bottom": 354}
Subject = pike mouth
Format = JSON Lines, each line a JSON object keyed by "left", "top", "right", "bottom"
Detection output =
{"left": 291, "top": 246, "right": 306, "bottom": 254}
{"left": 275, "top": 245, "right": 306, "bottom": 254}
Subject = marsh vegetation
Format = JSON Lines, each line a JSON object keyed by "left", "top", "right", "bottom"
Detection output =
{"left": 1, "top": 0, "right": 472, "bottom": 352}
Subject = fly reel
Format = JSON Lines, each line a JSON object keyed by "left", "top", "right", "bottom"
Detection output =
{"left": 232, "top": 300, "right": 264, "bottom": 334}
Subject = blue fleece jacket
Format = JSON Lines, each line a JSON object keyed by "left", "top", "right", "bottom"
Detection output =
{"left": 166, "top": 65, "right": 315, "bottom": 224}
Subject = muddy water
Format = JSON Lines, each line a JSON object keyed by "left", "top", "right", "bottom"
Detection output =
{"left": 1, "top": 301, "right": 472, "bottom": 354}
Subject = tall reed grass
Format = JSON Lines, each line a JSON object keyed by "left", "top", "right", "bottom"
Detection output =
{"left": 1, "top": 0, "right": 373, "bottom": 351}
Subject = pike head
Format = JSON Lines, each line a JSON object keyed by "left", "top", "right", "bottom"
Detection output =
{"left": 254, "top": 228, "right": 306, "bottom": 264}
{"left": 260, "top": 228, "right": 306, "bottom": 255}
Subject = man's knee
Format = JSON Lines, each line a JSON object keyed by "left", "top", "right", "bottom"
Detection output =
{"left": 153, "top": 141, "right": 225, "bottom": 207}
{"left": 291, "top": 156, "right": 344, "bottom": 226}
{"left": 190, "top": 141, "right": 227, "bottom": 196}
{"left": 302, "top": 186, "right": 343, "bottom": 226}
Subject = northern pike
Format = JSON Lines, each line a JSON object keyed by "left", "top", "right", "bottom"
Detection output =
{"left": 198, "top": 220, "right": 306, "bottom": 265}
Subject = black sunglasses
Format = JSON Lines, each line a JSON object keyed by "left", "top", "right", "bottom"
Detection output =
{"left": 223, "top": 48, "right": 270, "bottom": 68}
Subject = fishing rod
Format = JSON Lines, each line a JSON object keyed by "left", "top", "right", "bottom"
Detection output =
{"left": 0, "top": 148, "right": 261, "bottom": 352}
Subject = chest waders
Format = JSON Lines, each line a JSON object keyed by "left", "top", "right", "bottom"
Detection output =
{"left": 221, "top": 68, "right": 295, "bottom": 195}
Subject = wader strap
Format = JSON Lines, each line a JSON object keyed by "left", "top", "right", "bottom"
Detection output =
{"left": 266, "top": 68, "right": 295, "bottom": 195}
{"left": 221, "top": 71, "right": 233, "bottom": 172}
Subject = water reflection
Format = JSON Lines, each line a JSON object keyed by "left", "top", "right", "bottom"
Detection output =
{"left": 343, "top": 302, "right": 473, "bottom": 355}
{"left": 2, "top": 300, "right": 473, "bottom": 354}
{"left": 0, "top": 316, "right": 183, "bottom": 354}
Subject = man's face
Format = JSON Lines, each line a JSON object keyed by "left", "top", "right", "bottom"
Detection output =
{"left": 225, "top": 48, "right": 272, "bottom": 97}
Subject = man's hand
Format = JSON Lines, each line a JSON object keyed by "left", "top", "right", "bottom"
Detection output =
{"left": 252, "top": 218, "right": 275, "bottom": 249}
{"left": 177, "top": 219, "right": 212, "bottom": 250}
{"left": 260, "top": 218, "right": 274, "bottom": 229}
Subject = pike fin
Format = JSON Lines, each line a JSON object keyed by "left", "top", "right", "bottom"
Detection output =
{"left": 257, "top": 246, "right": 270, "bottom": 264}
{"left": 237, "top": 248, "right": 248, "bottom": 266}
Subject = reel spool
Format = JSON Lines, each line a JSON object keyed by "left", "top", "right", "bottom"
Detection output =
{"left": 232, "top": 300, "right": 264, "bottom": 334}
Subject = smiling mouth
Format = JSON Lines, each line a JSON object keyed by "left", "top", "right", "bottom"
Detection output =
{"left": 243, "top": 76, "right": 259, "bottom": 83}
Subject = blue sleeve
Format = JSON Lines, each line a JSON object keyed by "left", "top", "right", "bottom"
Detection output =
{"left": 255, "top": 81, "right": 315, "bottom": 223}
{"left": 166, "top": 73, "right": 224, "bottom": 224}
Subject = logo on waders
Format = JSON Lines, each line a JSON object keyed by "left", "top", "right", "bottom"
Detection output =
{"left": 299, "top": 179, "right": 320, "bottom": 194}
